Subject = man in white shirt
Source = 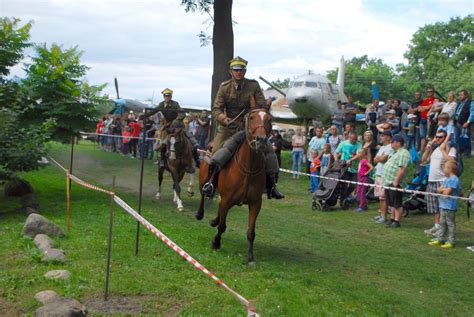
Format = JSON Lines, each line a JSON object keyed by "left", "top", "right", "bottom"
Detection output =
{"left": 373, "top": 131, "right": 394, "bottom": 224}
{"left": 421, "top": 129, "right": 457, "bottom": 235}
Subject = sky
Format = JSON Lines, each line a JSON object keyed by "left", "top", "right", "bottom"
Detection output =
{"left": 3, "top": 0, "right": 472, "bottom": 106}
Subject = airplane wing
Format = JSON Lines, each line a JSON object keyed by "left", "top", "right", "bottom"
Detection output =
{"left": 180, "top": 104, "right": 211, "bottom": 112}
{"left": 270, "top": 108, "right": 299, "bottom": 120}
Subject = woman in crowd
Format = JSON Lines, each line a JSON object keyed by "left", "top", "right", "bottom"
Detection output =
{"left": 291, "top": 127, "right": 306, "bottom": 179}
{"left": 327, "top": 125, "right": 342, "bottom": 154}
{"left": 362, "top": 130, "right": 378, "bottom": 164}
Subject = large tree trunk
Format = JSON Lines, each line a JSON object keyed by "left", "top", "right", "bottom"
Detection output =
{"left": 211, "top": 0, "right": 233, "bottom": 136}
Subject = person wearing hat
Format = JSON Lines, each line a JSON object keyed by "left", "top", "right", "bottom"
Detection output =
{"left": 403, "top": 113, "right": 419, "bottom": 149}
{"left": 201, "top": 56, "right": 284, "bottom": 199}
{"left": 154, "top": 88, "right": 200, "bottom": 169}
{"left": 382, "top": 134, "right": 410, "bottom": 228}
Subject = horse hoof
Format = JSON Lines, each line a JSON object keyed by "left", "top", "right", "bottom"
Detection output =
{"left": 209, "top": 218, "right": 219, "bottom": 227}
{"left": 177, "top": 206, "right": 184, "bottom": 212}
{"left": 247, "top": 260, "right": 256, "bottom": 266}
{"left": 155, "top": 193, "right": 161, "bottom": 200}
{"left": 187, "top": 191, "right": 194, "bottom": 197}
{"left": 211, "top": 241, "right": 221, "bottom": 250}
{"left": 195, "top": 212, "right": 204, "bottom": 221}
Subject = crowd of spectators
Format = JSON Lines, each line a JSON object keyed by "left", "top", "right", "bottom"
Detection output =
{"left": 95, "top": 109, "right": 211, "bottom": 161}
{"left": 286, "top": 89, "right": 472, "bottom": 247}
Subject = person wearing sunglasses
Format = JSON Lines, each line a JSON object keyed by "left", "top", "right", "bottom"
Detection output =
{"left": 421, "top": 129, "right": 457, "bottom": 237}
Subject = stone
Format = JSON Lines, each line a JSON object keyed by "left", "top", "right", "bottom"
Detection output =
{"left": 34, "top": 234, "right": 54, "bottom": 252}
{"left": 23, "top": 213, "right": 65, "bottom": 238}
{"left": 34, "top": 290, "right": 59, "bottom": 305}
{"left": 34, "top": 297, "right": 87, "bottom": 317}
{"left": 44, "top": 269, "right": 70, "bottom": 280}
{"left": 4, "top": 178, "right": 33, "bottom": 197}
{"left": 41, "top": 248, "right": 65, "bottom": 263}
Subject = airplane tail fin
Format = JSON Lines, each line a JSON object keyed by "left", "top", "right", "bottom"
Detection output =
{"left": 336, "top": 56, "right": 345, "bottom": 96}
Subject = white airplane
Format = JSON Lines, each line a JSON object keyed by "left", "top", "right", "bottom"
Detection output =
{"left": 261, "top": 56, "right": 348, "bottom": 123}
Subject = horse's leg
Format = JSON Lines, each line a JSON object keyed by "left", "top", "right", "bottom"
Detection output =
{"left": 156, "top": 166, "right": 164, "bottom": 200}
{"left": 247, "top": 199, "right": 262, "bottom": 263}
{"left": 187, "top": 172, "right": 195, "bottom": 197}
{"left": 195, "top": 193, "right": 206, "bottom": 220}
{"left": 209, "top": 213, "right": 220, "bottom": 227}
{"left": 173, "top": 171, "right": 184, "bottom": 211}
{"left": 211, "top": 200, "right": 230, "bottom": 250}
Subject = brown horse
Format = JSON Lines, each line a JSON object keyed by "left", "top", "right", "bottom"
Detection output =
{"left": 195, "top": 108, "right": 272, "bottom": 263}
{"left": 156, "top": 130, "right": 195, "bottom": 211}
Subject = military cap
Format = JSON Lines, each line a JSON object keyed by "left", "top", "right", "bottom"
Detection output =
{"left": 229, "top": 56, "right": 248, "bottom": 70}
{"left": 161, "top": 88, "right": 173, "bottom": 95}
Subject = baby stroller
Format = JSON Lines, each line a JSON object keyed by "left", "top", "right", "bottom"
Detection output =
{"left": 312, "top": 160, "right": 351, "bottom": 211}
{"left": 402, "top": 163, "right": 429, "bottom": 217}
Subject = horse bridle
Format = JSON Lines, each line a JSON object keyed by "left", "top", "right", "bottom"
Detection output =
{"left": 244, "top": 108, "right": 271, "bottom": 148}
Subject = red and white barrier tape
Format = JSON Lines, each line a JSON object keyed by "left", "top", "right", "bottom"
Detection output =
{"left": 279, "top": 168, "right": 474, "bottom": 202}
{"left": 113, "top": 196, "right": 258, "bottom": 316}
{"left": 48, "top": 156, "right": 258, "bottom": 316}
{"left": 48, "top": 156, "right": 68, "bottom": 173}
{"left": 81, "top": 131, "right": 156, "bottom": 141}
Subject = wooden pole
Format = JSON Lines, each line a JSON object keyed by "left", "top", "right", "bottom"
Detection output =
{"left": 104, "top": 176, "right": 116, "bottom": 301}
{"left": 66, "top": 170, "right": 71, "bottom": 232}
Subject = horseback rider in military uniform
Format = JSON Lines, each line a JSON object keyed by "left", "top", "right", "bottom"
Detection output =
{"left": 154, "top": 88, "right": 200, "bottom": 169}
{"left": 201, "top": 56, "right": 285, "bottom": 199}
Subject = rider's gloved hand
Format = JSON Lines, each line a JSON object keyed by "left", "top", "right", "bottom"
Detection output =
{"left": 224, "top": 117, "right": 232, "bottom": 126}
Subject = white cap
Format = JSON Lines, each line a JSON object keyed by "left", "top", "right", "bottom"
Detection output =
{"left": 271, "top": 125, "right": 281, "bottom": 131}
{"left": 407, "top": 114, "right": 417, "bottom": 119}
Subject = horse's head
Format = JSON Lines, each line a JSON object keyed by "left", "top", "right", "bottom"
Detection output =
{"left": 245, "top": 108, "right": 272, "bottom": 151}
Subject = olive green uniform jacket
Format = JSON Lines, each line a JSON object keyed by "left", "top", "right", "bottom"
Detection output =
{"left": 212, "top": 78, "right": 267, "bottom": 152}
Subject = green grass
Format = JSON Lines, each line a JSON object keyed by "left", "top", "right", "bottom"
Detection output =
{"left": 1, "top": 141, "right": 473, "bottom": 316}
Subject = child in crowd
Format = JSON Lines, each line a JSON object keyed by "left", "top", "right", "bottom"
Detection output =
{"left": 355, "top": 148, "right": 374, "bottom": 212}
{"left": 309, "top": 150, "right": 321, "bottom": 193}
{"left": 436, "top": 112, "right": 455, "bottom": 148}
{"left": 428, "top": 161, "right": 462, "bottom": 248}
{"left": 365, "top": 105, "right": 377, "bottom": 130}
{"left": 121, "top": 126, "right": 131, "bottom": 155}
{"left": 403, "top": 114, "right": 418, "bottom": 149}
{"left": 318, "top": 144, "right": 332, "bottom": 176}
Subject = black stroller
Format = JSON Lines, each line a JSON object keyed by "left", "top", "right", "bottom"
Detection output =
{"left": 402, "top": 163, "right": 429, "bottom": 217}
{"left": 312, "top": 160, "right": 353, "bottom": 211}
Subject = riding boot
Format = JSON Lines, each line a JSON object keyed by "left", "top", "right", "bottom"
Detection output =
{"left": 202, "top": 164, "right": 219, "bottom": 197}
{"left": 192, "top": 145, "right": 200, "bottom": 168}
{"left": 266, "top": 173, "right": 285, "bottom": 199}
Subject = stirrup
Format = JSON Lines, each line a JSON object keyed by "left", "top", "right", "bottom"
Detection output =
{"left": 202, "top": 182, "right": 214, "bottom": 197}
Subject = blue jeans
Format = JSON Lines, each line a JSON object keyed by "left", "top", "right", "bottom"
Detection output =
{"left": 197, "top": 134, "right": 207, "bottom": 149}
{"left": 292, "top": 150, "right": 304, "bottom": 176}
{"left": 309, "top": 171, "right": 319, "bottom": 192}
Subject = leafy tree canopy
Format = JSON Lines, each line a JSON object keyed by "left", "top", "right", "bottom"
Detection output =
{"left": 22, "top": 43, "right": 107, "bottom": 143}
{"left": 0, "top": 17, "right": 32, "bottom": 76}
{"left": 327, "top": 55, "right": 409, "bottom": 104}
{"left": 397, "top": 15, "right": 473, "bottom": 96}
